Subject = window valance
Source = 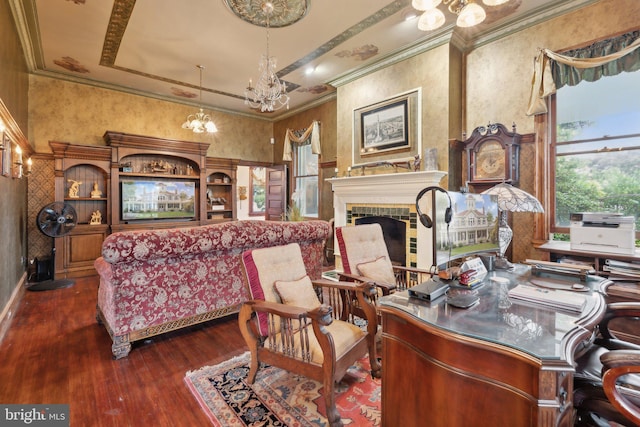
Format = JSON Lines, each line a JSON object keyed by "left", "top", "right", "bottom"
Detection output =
{"left": 282, "top": 120, "right": 321, "bottom": 161}
{"left": 527, "top": 30, "right": 640, "bottom": 116}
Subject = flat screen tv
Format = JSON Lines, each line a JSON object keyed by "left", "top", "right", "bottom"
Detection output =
{"left": 434, "top": 191, "right": 500, "bottom": 268}
{"left": 121, "top": 179, "right": 196, "bottom": 221}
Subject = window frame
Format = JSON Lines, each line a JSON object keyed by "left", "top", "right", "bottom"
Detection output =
{"left": 548, "top": 88, "right": 640, "bottom": 239}
{"left": 292, "top": 142, "right": 319, "bottom": 219}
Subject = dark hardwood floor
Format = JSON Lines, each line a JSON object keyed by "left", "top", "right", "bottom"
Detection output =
{"left": 0, "top": 275, "right": 248, "bottom": 426}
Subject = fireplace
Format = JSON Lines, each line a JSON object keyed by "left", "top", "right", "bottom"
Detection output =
{"left": 354, "top": 216, "right": 406, "bottom": 266}
{"left": 328, "top": 171, "right": 447, "bottom": 270}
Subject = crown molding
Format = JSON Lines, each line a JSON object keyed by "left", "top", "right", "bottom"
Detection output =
{"left": 328, "top": 0, "right": 599, "bottom": 87}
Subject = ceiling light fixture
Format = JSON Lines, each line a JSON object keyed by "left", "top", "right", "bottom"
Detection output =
{"left": 414, "top": 0, "right": 507, "bottom": 31}
{"left": 244, "top": 2, "right": 290, "bottom": 113}
{"left": 182, "top": 65, "right": 217, "bottom": 134}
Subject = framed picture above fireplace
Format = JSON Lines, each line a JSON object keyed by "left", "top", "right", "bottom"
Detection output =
{"left": 352, "top": 88, "right": 421, "bottom": 166}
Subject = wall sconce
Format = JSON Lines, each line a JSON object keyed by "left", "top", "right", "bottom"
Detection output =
{"left": 26, "top": 157, "right": 32, "bottom": 176}
{"left": 0, "top": 120, "right": 5, "bottom": 154}
{"left": 13, "top": 144, "right": 23, "bottom": 179}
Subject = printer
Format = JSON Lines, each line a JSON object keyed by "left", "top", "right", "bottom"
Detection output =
{"left": 570, "top": 212, "right": 636, "bottom": 255}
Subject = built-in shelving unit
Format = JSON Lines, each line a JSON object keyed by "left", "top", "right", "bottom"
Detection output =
{"left": 104, "top": 131, "right": 210, "bottom": 232}
{"left": 49, "top": 133, "right": 239, "bottom": 277}
{"left": 49, "top": 141, "right": 111, "bottom": 278}
{"left": 205, "top": 157, "right": 239, "bottom": 222}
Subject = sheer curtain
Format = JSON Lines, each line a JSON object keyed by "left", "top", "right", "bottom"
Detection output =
{"left": 527, "top": 30, "right": 640, "bottom": 115}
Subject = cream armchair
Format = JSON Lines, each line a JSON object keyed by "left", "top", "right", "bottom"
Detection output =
{"left": 238, "top": 243, "right": 381, "bottom": 427}
{"left": 335, "top": 223, "right": 432, "bottom": 296}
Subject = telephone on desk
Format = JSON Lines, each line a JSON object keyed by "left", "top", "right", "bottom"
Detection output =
{"left": 409, "top": 257, "right": 486, "bottom": 307}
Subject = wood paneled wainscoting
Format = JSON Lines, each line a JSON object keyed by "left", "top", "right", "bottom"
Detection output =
{"left": 0, "top": 276, "right": 247, "bottom": 426}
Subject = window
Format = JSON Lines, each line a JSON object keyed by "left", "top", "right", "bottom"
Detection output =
{"left": 293, "top": 143, "right": 318, "bottom": 218}
{"left": 249, "top": 167, "right": 266, "bottom": 216}
{"left": 552, "top": 70, "right": 640, "bottom": 237}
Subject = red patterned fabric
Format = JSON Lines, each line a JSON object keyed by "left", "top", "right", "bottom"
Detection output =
{"left": 95, "top": 220, "right": 330, "bottom": 347}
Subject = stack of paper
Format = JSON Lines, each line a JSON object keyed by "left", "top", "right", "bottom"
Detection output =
{"left": 603, "top": 259, "right": 640, "bottom": 279}
{"left": 508, "top": 284, "right": 586, "bottom": 312}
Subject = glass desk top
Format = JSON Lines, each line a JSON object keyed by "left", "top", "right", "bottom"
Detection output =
{"left": 378, "top": 264, "right": 609, "bottom": 360}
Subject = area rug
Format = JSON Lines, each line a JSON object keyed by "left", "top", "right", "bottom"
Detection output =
{"left": 185, "top": 352, "right": 381, "bottom": 426}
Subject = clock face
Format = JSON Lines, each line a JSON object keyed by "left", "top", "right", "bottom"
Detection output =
{"left": 476, "top": 140, "right": 505, "bottom": 179}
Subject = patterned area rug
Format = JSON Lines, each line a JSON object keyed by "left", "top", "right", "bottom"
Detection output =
{"left": 185, "top": 352, "right": 381, "bottom": 426}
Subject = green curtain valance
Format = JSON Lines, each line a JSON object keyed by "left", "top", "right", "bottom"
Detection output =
{"left": 552, "top": 30, "right": 640, "bottom": 88}
{"left": 527, "top": 30, "right": 640, "bottom": 116}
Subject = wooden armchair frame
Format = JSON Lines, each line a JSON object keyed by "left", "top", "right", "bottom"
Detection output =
{"left": 574, "top": 302, "right": 640, "bottom": 426}
{"left": 238, "top": 278, "right": 381, "bottom": 427}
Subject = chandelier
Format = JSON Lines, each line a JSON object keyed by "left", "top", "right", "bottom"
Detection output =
{"left": 244, "top": 2, "right": 290, "bottom": 113}
{"left": 413, "top": 0, "right": 509, "bottom": 32}
{"left": 182, "top": 65, "right": 217, "bottom": 134}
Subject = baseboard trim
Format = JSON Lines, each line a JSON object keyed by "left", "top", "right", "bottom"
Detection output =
{"left": 0, "top": 272, "right": 27, "bottom": 344}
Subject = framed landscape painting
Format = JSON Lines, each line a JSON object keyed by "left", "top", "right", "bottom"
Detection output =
{"left": 352, "top": 89, "right": 420, "bottom": 166}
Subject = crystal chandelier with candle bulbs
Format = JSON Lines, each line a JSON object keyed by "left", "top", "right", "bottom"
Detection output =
{"left": 182, "top": 65, "right": 217, "bottom": 134}
{"left": 413, "top": 0, "right": 509, "bottom": 32}
{"left": 244, "top": 2, "right": 290, "bottom": 113}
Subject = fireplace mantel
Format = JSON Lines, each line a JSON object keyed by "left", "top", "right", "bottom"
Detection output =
{"left": 328, "top": 170, "right": 447, "bottom": 269}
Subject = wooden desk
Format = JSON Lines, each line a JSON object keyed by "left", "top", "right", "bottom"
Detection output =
{"left": 537, "top": 240, "right": 640, "bottom": 272}
{"left": 378, "top": 265, "right": 609, "bottom": 427}
{"left": 537, "top": 241, "right": 640, "bottom": 345}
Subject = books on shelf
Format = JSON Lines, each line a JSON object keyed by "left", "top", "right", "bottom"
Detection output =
{"left": 508, "top": 284, "right": 586, "bottom": 312}
{"left": 603, "top": 259, "right": 640, "bottom": 279}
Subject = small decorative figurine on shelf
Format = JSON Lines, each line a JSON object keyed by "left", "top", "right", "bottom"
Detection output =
{"left": 90, "top": 182, "right": 102, "bottom": 198}
{"left": 67, "top": 179, "right": 82, "bottom": 198}
{"left": 90, "top": 210, "right": 102, "bottom": 225}
{"left": 413, "top": 154, "right": 421, "bottom": 172}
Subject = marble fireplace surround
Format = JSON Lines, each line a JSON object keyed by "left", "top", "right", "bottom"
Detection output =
{"left": 328, "top": 171, "right": 447, "bottom": 271}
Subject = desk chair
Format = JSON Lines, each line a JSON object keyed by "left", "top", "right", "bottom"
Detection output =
{"left": 335, "top": 223, "right": 432, "bottom": 296}
{"left": 238, "top": 243, "right": 381, "bottom": 427}
{"left": 574, "top": 302, "right": 640, "bottom": 426}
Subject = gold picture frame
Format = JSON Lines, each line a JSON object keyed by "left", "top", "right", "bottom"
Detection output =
{"left": 352, "top": 89, "right": 420, "bottom": 166}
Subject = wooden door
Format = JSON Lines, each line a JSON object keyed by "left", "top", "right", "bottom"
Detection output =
{"left": 265, "top": 165, "right": 287, "bottom": 221}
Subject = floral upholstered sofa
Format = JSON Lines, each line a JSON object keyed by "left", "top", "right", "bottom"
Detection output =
{"left": 94, "top": 220, "right": 330, "bottom": 359}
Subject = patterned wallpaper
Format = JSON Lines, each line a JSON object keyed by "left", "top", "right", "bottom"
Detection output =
{"left": 28, "top": 75, "right": 274, "bottom": 162}
{"left": 27, "top": 156, "right": 56, "bottom": 263}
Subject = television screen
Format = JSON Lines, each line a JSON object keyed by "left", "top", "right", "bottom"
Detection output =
{"left": 121, "top": 179, "right": 196, "bottom": 221}
{"left": 434, "top": 191, "right": 500, "bottom": 267}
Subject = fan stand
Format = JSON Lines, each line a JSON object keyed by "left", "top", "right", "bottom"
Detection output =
{"left": 27, "top": 238, "right": 75, "bottom": 292}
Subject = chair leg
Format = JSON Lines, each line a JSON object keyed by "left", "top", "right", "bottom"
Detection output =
{"left": 323, "top": 375, "right": 343, "bottom": 427}
{"left": 246, "top": 349, "right": 259, "bottom": 384}
{"left": 369, "top": 347, "right": 381, "bottom": 379}
{"left": 238, "top": 304, "right": 260, "bottom": 384}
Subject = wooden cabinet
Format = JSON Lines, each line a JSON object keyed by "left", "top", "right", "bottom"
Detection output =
{"left": 205, "top": 157, "right": 239, "bottom": 222}
{"left": 538, "top": 240, "right": 640, "bottom": 345}
{"left": 104, "top": 131, "right": 210, "bottom": 232}
{"left": 49, "top": 133, "right": 239, "bottom": 275}
{"left": 378, "top": 266, "right": 609, "bottom": 427}
{"left": 49, "top": 141, "right": 111, "bottom": 278}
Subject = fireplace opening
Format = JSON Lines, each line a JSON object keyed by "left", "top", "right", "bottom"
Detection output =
{"left": 355, "top": 216, "right": 406, "bottom": 266}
